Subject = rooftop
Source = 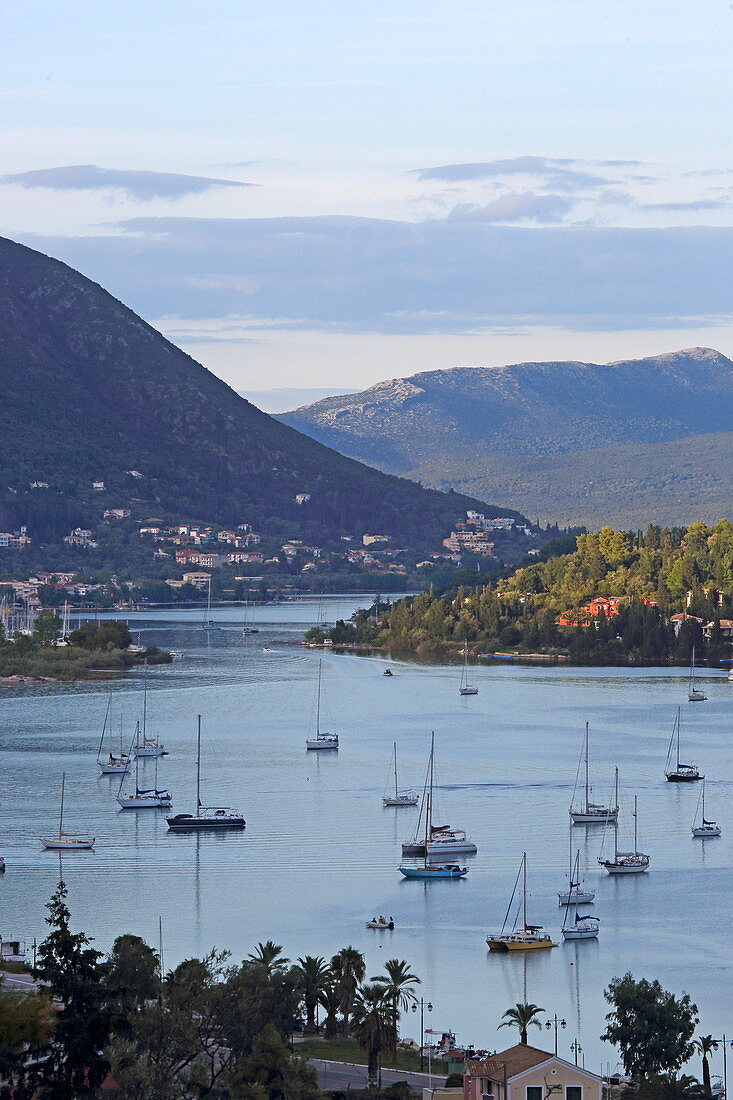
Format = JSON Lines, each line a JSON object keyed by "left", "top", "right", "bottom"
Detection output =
{"left": 466, "top": 1044, "right": 553, "bottom": 1080}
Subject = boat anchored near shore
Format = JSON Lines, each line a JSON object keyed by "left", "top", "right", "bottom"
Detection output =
{"left": 167, "top": 715, "right": 245, "bottom": 831}
{"left": 570, "top": 722, "right": 618, "bottom": 825}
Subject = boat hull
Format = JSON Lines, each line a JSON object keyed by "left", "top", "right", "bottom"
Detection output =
{"left": 459, "top": 687, "right": 478, "bottom": 696}
{"left": 135, "top": 747, "right": 166, "bottom": 758}
{"left": 558, "top": 889, "right": 595, "bottom": 905}
{"left": 570, "top": 810, "right": 617, "bottom": 824}
{"left": 99, "top": 762, "right": 129, "bottom": 774}
{"left": 117, "top": 796, "right": 172, "bottom": 808}
{"left": 383, "top": 797, "right": 418, "bottom": 807}
{"left": 426, "top": 841, "right": 477, "bottom": 856}
{"left": 41, "top": 837, "right": 95, "bottom": 850}
{"left": 487, "top": 935, "right": 555, "bottom": 952}
{"left": 665, "top": 772, "right": 702, "bottom": 782}
{"left": 600, "top": 860, "right": 649, "bottom": 874}
{"left": 399, "top": 865, "right": 467, "bottom": 879}
{"left": 166, "top": 814, "right": 245, "bottom": 830}
{"left": 562, "top": 927, "right": 599, "bottom": 940}
{"left": 306, "top": 739, "right": 338, "bottom": 750}
{"left": 402, "top": 842, "right": 425, "bottom": 855}
{"left": 692, "top": 825, "right": 721, "bottom": 837}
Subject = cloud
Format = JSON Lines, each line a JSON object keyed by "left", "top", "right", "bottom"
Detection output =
{"left": 640, "top": 199, "right": 730, "bottom": 212}
{"left": 19, "top": 216, "right": 733, "bottom": 338}
{"left": 446, "top": 191, "right": 574, "bottom": 224}
{"left": 0, "top": 165, "right": 253, "bottom": 201}
{"left": 411, "top": 156, "right": 609, "bottom": 190}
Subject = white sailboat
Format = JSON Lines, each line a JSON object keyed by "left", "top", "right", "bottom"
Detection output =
{"left": 688, "top": 647, "right": 707, "bottom": 702}
{"left": 401, "top": 733, "right": 477, "bottom": 855}
{"left": 459, "top": 642, "right": 478, "bottom": 696}
{"left": 382, "top": 742, "right": 418, "bottom": 807}
{"left": 96, "top": 696, "right": 130, "bottom": 775}
{"left": 691, "top": 778, "right": 721, "bottom": 838}
{"left": 117, "top": 724, "right": 172, "bottom": 808}
{"left": 399, "top": 738, "right": 469, "bottom": 878}
{"left": 41, "top": 773, "right": 95, "bottom": 850}
{"left": 558, "top": 827, "right": 595, "bottom": 905}
{"left": 202, "top": 574, "right": 218, "bottom": 631}
{"left": 242, "top": 600, "right": 259, "bottom": 636}
{"left": 167, "top": 715, "right": 245, "bottom": 830}
{"left": 305, "top": 660, "right": 339, "bottom": 749}
{"left": 570, "top": 722, "right": 618, "bottom": 824}
{"left": 665, "top": 707, "right": 702, "bottom": 782}
{"left": 561, "top": 853, "right": 600, "bottom": 940}
{"left": 133, "top": 664, "right": 165, "bottom": 758}
{"left": 487, "top": 853, "right": 555, "bottom": 951}
{"left": 598, "top": 775, "right": 650, "bottom": 874}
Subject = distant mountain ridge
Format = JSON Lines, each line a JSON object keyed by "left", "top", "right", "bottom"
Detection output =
{"left": 280, "top": 349, "right": 733, "bottom": 526}
{"left": 0, "top": 235, "right": 518, "bottom": 546}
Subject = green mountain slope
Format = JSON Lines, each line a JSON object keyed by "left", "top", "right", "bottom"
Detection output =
{"left": 0, "top": 236, "right": 519, "bottom": 545}
{"left": 280, "top": 351, "right": 733, "bottom": 526}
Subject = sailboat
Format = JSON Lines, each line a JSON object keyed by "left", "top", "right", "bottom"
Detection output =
{"left": 459, "top": 642, "right": 478, "bottom": 696}
{"left": 117, "top": 723, "right": 172, "bottom": 808}
{"left": 167, "top": 716, "right": 245, "bottom": 830}
{"left": 133, "top": 664, "right": 166, "bottom": 758}
{"left": 305, "top": 661, "right": 339, "bottom": 749}
{"left": 41, "top": 773, "right": 95, "bottom": 850}
{"left": 202, "top": 575, "right": 218, "bottom": 631}
{"left": 96, "top": 696, "right": 130, "bottom": 775}
{"left": 241, "top": 600, "right": 259, "bottom": 636}
{"left": 558, "top": 827, "right": 595, "bottom": 905}
{"left": 665, "top": 707, "right": 702, "bottom": 782}
{"left": 401, "top": 733, "right": 477, "bottom": 855}
{"left": 598, "top": 775, "right": 650, "bottom": 874}
{"left": 399, "top": 738, "right": 469, "bottom": 878}
{"left": 688, "top": 648, "right": 707, "bottom": 701}
{"left": 382, "top": 742, "right": 418, "bottom": 807}
{"left": 569, "top": 722, "right": 618, "bottom": 824}
{"left": 487, "top": 853, "right": 555, "bottom": 951}
{"left": 691, "top": 779, "right": 721, "bottom": 838}
{"left": 561, "top": 854, "right": 600, "bottom": 940}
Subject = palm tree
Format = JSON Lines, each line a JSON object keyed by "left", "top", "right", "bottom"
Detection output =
{"left": 498, "top": 1003, "right": 544, "bottom": 1046}
{"left": 330, "top": 946, "right": 365, "bottom": 1037}
{"left": 247, "top": 940, "right": 289, "bottom": 978}
{"left": 295, "top": 955, "right": 332, "bottom": 1033}
{"left": 694, "top": 1037, "right": 719, "bottom": 1096}
{"left": 351, "top": 982, "right": 392, "bottom": 1087}
{"left": 625, "top": 1074, "right": 709, "bottom": 1100}
{"left": 371, "top": 958, "right": 421, "bottom": 1054}
{"left": 318, "top": 980, "right": 341, "bottom": 1039}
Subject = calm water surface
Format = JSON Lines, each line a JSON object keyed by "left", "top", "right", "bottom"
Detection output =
{"left": 1, "top": 595, "right": 732, "bottom": 1074}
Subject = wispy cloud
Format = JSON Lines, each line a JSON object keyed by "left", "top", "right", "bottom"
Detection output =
{"left": 412, "top": 156, "right": 609, "bottom": 190}
{"left": 446, "top": 191, "right": 573, "bottom": 224}
{"left": 641, "top": 198, "right": 730, "bottom": 211}
{"left": 0, "top": 165, "right": 254, "bottom": 201}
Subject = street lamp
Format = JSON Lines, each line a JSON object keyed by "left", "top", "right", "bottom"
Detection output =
{"left": 412, "top": 998, "right": 433, "bottom": 1072}
{"left": 570, "top": 1040, "right": 582, "bottom": 1067}
{"left": 545, "top": 1014, "right": 567, "bottom": 1056}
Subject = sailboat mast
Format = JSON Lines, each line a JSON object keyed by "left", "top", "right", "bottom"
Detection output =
{"left": 425, "top": 732, "right": 434, "bottom": 847}
{"left": 196, "top": 715, "right": 202, "bottom": 812}
{"left": 614, "top": 768, "right": 619, "bottom": 859}
{"left": 59, "top": 772, "right": 65, "bottom": 836}
{"left": 316, "top": 661, "right": 322, "bottom": 736}
{"left": 393, "top": 741, "right": 398, "bottom": 799}
{"left": 633, "top": 794, "right": 638, "bottom": 856}
{"left": 142, "top": 660, "right": 148, "bottom": 743}
{"left": 584, "top": 721, "right": 590, "bottom": 812}
{"left": 96, "top": 695, "right": 112, "bottom": 762}
{"left": 522, "top": 852, "right": 528, "bottom": 928}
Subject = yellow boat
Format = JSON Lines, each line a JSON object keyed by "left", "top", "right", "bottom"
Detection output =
{"left": 486, "top": 853, "right": 556, "bottom": 952}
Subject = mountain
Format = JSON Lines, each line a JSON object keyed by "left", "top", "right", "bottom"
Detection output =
{"left": 280, "top": 350, "right": 733, "bottom": 527}
{"left": 0, "top": 236, "right": 519, "bottom": 548}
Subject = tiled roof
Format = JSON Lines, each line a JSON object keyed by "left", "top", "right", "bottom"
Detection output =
{"left": 466, "top": 1044, "right": 552, "bottom": 1080}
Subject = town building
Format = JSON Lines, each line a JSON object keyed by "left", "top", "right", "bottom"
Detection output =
{"left": 463, "top": 1045, "right": 601, "bottom": 1100}
{"left": 295, "top": 493, "right": 311, "bottom": 504}
{"left": 181, "top": 571, "right": 212, "bottom": 590}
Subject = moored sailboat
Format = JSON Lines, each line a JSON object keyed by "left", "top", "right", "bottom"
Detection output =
{"left": 41, "top": 773, "right": 95, "bottom": 850}
{"left": 305, "top": 660, "right": 339, "bottom": 749}
{"left": 401, "top": 733, "right": 477, "bottom": 855}
{"left": 167, "top": 715, "right": 245, "bottom": 830}
{"left": 688, "top": 647, "right": 707, "bottom": 702}
{"left": 558, "top": 827, "right": 595, "bottom": 905}
{"left": 598, "top": 775, "right": 650, "bottom": 874}
{"left": 570, "top": 722, "right": 618, "bottom": 825}
{"left": 561, "top": 857, "right": 600, "bottom": 940}
{"left": 691, "top": 778, "right": 721, "bottom": 838}
{"left": 665, "top": 707, "right": 702, "bottom": 782}
{"left": 96, "top": 696, "right": 130, "bottom": 775}
{"left": 382, "top": 742, "right": 418, "bottom": 807}
{"left": 459, "top": 642, "right": 478, "bottom": 696}
{"left": 117, "top": 725, "right": 172, "bottom": 808}
{"left": 487, "top": 853, "right": 555, "bottom": 951}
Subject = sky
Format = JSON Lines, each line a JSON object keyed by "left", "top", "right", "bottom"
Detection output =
{"left": 3, "top": 1, "right": 733, "bottom": 410}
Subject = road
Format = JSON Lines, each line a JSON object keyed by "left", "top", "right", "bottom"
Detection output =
{"left": 309, "top": 1058, "right": 442, "bottom": 1092}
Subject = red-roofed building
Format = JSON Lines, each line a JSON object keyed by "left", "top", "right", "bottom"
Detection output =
{"left": 464, "top": 1044, "right": 601, "bottom": 1100}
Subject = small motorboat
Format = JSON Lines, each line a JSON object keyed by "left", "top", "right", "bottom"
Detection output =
{"left": 366, "top": 916, "right": 395, "bottom": 929}
{"left": 383, "top": 669, "right": 393, "bottom": 677}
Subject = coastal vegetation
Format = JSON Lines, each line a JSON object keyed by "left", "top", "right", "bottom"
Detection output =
{"left": 0, "top": 616, "right": 170, "bottom": 680}
{"left": 308, "top": 522, "right": 733, "bottom": 664}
